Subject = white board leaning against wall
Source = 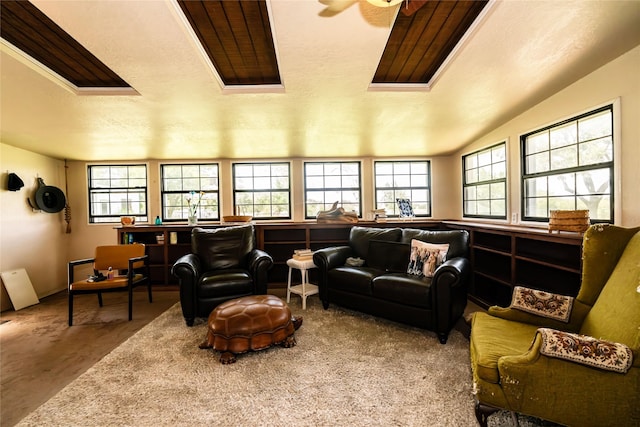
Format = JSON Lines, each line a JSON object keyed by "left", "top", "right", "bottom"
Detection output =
{"left": 1, "top": 268, "right": 40, "bottom": 310}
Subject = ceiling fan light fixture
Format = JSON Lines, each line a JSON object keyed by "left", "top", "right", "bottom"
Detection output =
{"left": 366, "top": 0, "right": 403, "bottom": 7}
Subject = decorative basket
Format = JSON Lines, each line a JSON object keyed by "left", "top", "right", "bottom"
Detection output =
{"left": 548, "top": 210, "right": 590, "bottom": 233}
{"left": 222, "top": 215, "right": 253, "bottom": 223}
{"left": 120, "top": 216, "right": 136, "bottom": 227}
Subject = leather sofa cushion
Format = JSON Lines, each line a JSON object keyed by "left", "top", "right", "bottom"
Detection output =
{"left": 328, "top": 266, "right": 379, "bottom": 295}
{"left": 367, "top": 240, "right": 411, "bottom": 272}
{"left": 349, "top": 227, "right": 402, "bottom": 259}
{"left": 198, "top": 269, "right": 253, "bottom": 298}
{"left": 192, "top": 225, "right": 255, "bottom": 271}
{"left": 372, "top": 274, "right": 432, "bottom": 308}
{"left": 470, "top": 312, "right": 539, "bottom": 384}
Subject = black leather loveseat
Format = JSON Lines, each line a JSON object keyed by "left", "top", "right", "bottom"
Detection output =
{"left": 313, "top": 226, "right": 470, "bottom": 343}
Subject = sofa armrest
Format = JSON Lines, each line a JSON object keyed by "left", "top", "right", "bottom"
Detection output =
{"left": 127, "top": 254, "right": 149, "bottom": 280}
{"left": 313, "top": 246, "right": 353, "bottom": 306}
{"left": 171, "top": 253, "right": 201, "bottom": 322}
{"left": 313, "top": 246, "right": 352, "bottom": 271}
{"left": 488, "top": 285, "right": 587, "bottom": 331}
{"left": 488, "top": 306, "right": 582, "bottom": 331}
{"left": 433, "top": 257, "right": 469, "bottom": 283}
{"left": 68, "top": 257, "right": 95, "bottom": 285}
{"left": 431, "top": 256, "right": 470, "bottom": 342}
{"left": 509, "top": 286, "right": 574, "bottom": 322}
{"left": 246, "top": 249, "right": 274, "bottom": 294}
{"left": 536, "top": 328, "right": 633, "bottom": 373}
{"left": 171, "top": 253, "right": 201, "bottom": 281}
{"left": 496, "top": 333, "right": 639, "bottom": 423}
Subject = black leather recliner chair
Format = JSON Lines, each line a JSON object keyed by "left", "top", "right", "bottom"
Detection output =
{"left": 171, "top": 224, "right": 273, "bottom": 326}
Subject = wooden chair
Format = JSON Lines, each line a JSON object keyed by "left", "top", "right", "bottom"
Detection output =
{"left": 68, "top": 244, "right": 152, "bottom": 326}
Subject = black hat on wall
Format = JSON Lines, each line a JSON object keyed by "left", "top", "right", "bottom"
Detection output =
{"left": 7, "top": 173, "right": 24, "bottom": 191}
{"left": 33, "top": 177, "right": 66, "bottom": 213}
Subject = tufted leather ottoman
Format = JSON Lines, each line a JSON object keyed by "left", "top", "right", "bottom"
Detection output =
{"left": 199, "top": 294, "right": 302, "bottom": 364}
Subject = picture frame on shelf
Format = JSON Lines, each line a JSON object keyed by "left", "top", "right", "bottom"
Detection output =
{"left": 396, "top": 198, "right": 414, "bottom": 218}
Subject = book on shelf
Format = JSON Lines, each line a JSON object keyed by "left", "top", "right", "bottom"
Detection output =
{"left": 371, "top": 208, "right": 387, "bottom": 223}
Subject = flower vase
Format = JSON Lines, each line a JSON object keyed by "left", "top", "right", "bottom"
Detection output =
{"left": 188, "top": 215, "right": 197, "bottom": 226}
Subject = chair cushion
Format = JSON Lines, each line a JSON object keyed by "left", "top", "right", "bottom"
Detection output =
{"left": 70, "top": 274, "right": 144, "bottom": 291}
{"left": 470, "top": 312, "right": 539, "bottom": 384}
{"left": 198, "top": 270, "right": 253, "bottom": 298}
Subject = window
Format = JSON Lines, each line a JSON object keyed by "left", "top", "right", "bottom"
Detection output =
{"left": 88, "top": 164, "right": 147, "bottom": 223}
{"left": 374, "top": 161, "right": 431, "bottom": 217}
{"left": 161, "top": 164, "right": 219, "bottom": 221}
{"left": 304, "top": 161, "right": 361, "bottom": 219}
{"left": 521, "top": 105, "right": 613, "bottom": 222}
{"left": 463, "top": 143, "right": 507, "bottom": 219}
{"left": 232, "top": 162, "right": 291, "bottom": 219}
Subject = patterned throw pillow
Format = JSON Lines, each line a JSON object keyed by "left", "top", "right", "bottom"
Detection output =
{"left": 407, "top": 239, "right": 449, "bottom": 278}
{"left": 510, "top": 286, "right": 574, "bottom": 323}
{"left": 538, "top": 328, "right": 633, "bottom": 374}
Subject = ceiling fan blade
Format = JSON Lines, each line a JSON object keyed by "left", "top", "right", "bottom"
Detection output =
{"left": 400, "top": 0, "right": 429, "bottom": 16}
{"left": 319, "top": 0, "right": 358, "bottom": 17}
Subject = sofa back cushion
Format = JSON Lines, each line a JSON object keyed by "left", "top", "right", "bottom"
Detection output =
{"left": 192, "top": 225, "right": 255, "bottom": 271}
{"left": 367, "top": 240, "right": 411, "bottom": 272}
{"left": 401, "top": 229, "right": 469, "bottom": 259}
{"left": 349, "top": 227, "right": 402, "bottom": 260}
{"left": 579, "top": 230, "right": 640, "bottom": 349}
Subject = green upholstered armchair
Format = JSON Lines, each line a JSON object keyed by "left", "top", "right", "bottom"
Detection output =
{"left": 469, "top": 224, "right": 640, "bottom": 427}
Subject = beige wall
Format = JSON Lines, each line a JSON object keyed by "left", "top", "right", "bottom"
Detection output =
{"left": 0, "top": 144, "right": 70, "bottom": 311}
{"left": 448, "top": 45, "right": 640, "bottom": 226}
{"left": 1, "top": 46, "right": 639, "bottom": 310}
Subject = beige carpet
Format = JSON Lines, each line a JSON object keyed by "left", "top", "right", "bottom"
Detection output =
{"left": 16, "top": 298, "right": 550, "bottom": 427}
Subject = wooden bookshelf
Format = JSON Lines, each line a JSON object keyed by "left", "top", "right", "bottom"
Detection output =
{"left": 116, "top": 221, "right": 442, "bottom": 288}
{"left": 116, "top": 221, "right": 583, "bottom": 305}
{"left": 443, "top": 221, "right": 583, "bottom": 308}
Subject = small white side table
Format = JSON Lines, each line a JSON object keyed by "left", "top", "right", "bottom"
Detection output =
{"left": 286, "top": 258, "right": 318, "bottom": 310}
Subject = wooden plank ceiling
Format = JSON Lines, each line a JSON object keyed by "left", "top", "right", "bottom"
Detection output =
{"left": 177, "top": 0, "right": 281, "bottom": 86}
{"left": 374, "top": 0, "right": 489, "bottom": 84}
{"left": 0, "top": 0, "right": 488, "bottom": 89}
{"left": 0, "top": 0, "right": 130, "bottom": 88}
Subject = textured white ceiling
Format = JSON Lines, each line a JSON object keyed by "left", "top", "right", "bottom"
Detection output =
{"left": 1, "top": 0, "right": 639, "bottom": 161}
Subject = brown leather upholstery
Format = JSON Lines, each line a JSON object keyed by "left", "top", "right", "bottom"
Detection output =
{"left": 204, "top": 295, "right": 295, "bottom": 353}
